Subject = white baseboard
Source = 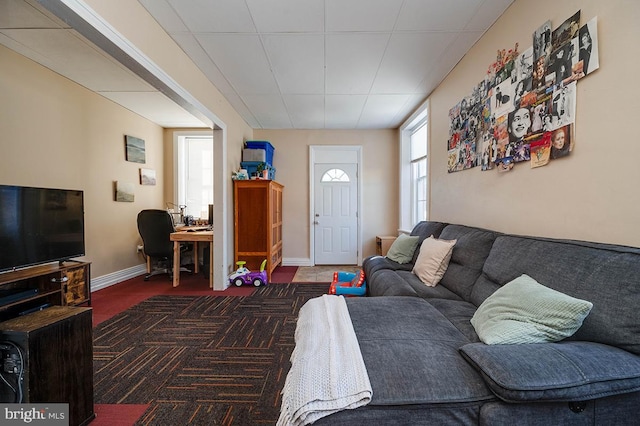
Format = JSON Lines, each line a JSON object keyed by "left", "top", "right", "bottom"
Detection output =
{"left": 92, "top": 259, "right": 315, "bottom": 292}
{"left": 282, "top": 257, "right": 313, "bottom": 267}
{"left": 91, "top": 264, "right": 146, "bottom": 292}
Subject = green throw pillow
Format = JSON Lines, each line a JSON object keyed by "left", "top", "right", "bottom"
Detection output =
{"left": 385, "top": 234, "right": 420, "bottom": 264}
{"left": 470, "top": 274, "right": 593, "bottom": 344}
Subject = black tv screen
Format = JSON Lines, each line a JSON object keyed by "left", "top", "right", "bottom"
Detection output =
{"left": 0, "top": 185, "right": 85, "bottom": 272}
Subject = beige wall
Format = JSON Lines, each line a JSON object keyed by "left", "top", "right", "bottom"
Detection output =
{"left": 429, "top": 0, "right": 640, "bottom": 247}
{"left": 254, "top": 129, "right": 398, "bottom": 262}
{"left": 0, "top": 45, "right": 163, "bottom": 277}
{"left": 1, "top": 1, "right": 254, "bottom": 283}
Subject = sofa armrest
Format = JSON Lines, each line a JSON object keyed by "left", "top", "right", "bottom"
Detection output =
{"left": 460, "top": 341, "right": 640, "bottom": 402}
{"left": 363, "top": 255, "right": 413, "bottom": 275}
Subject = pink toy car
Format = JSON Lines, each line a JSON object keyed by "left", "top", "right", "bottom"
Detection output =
{"left": 229, "top": 259, "right": 268, "bottom": 287}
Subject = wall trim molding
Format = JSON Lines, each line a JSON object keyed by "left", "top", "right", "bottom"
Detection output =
{"left": 282, "top": 257, "right": 313, "bottom": 267}
{"left": 91, "top": 264, "right": 146, "bottom": 292}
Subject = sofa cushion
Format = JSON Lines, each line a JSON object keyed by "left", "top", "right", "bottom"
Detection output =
{"left": 471, "top": 235, "right": 640, "bottom": 355}
{"left": 366, "top": 270, "right": 463, "bottom": 300}
{"left": 460, "top": 342, "right": 640, "bottom": 402}
{"left": 427, "top": 298, "right": 480, "bottom": 343}
{"left": 345, "top": 296, "right": 495, "bottom": 405}
{"left": 397, "top": 271, "right": 463, "bottom": 300}
{"left": 366, "top": 269, "right": 419, "bottom": 297}
{"left": 437, "top": 225, "right": 500, "bottom": 302}
{"left": 363, "top": 255, "right": 413, "bottom": 278}
{"left": 385, "top": 233, "right": 420, "bottom": 264}
{"left": 470, "top": 274, "right": 593, "bottom": 344}
{"left": 412, "top": 237, "right": 456, "bottom": 286}
{"left": 409, "top": 221, "right": 448, "bottom": 264}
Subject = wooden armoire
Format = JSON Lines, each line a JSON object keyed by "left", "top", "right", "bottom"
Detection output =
{"left": 233, "top": 180, "right": 283, "bottom": 281}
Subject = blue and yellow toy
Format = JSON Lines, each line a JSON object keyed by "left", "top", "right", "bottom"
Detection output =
{"left": 329, "top": 270, "right": 366, "bottom": 297}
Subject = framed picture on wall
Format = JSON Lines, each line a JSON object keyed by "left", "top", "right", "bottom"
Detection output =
{"left": 114, "top": 181, "right": 135, "bottom": 202}
{"left": 125, "top": 135, "right": 146, "bottom": 163}
{"left": 140, "top": 168, "right": 156, "bottom": 185}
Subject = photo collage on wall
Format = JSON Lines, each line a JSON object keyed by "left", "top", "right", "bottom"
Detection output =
{"left": 447, "top": 11, "right": 599, "bottom": 173}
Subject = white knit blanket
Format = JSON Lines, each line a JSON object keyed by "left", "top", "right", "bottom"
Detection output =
{"left": 278, "top": 295, "right": 372, "bottom": 426}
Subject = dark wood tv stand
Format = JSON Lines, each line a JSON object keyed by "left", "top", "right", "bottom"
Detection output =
{"left": 0, "top": 261, "right": 91, "bottom": 321}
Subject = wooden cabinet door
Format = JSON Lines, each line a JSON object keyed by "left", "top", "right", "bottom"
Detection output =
{"left": 234, "top": 180, "right": 283, "bottom": 280}
{"left": 64, "top": 264, "right": 90, "bottom": 306}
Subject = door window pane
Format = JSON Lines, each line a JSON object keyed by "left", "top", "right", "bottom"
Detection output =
{"left": 321, "top": 168, "right": 350, "bottom": 182}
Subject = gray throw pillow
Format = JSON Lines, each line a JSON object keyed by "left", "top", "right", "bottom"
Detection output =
{"left": 385, "top": 234, "right": 419, "bottom": 264}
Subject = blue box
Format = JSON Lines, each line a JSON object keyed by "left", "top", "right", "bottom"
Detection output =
{"left": 245, "top": 141, "right": 274, "bottom": 165}
{"left": 241, "top": 161, "right": 276, "bottom": 180}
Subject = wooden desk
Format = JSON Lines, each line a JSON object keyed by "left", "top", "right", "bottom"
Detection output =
{"left": 170, "top": 230, "right": 213, "bottom": 287}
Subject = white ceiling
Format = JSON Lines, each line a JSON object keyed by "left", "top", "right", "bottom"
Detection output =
{"left": 1, "top": 0, "right": 514, "bottom": 130}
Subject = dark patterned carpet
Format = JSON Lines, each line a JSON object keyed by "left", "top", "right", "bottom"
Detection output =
{"left": 93, "top": 283, "right": 328, "bottom": 425}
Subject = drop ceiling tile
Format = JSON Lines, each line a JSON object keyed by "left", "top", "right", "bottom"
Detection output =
{"left": 223, "top": 92, "right": 261, "bottom": 128}
{"left": 196, "top": 33, "right": 279, "bottom": 94}
{"left": 396, "top": 0, "right": 483, "bottom": 31}
{"left": 283, "top": 95, "right": 325, "bottom": 129}
{"left": 358, "top": 94, "right": 411, "bottom": 128}
{"left": 371, "top": 32, "right": 456, "bottom": 94}
{"left": 415, "top": 30, "right": 485, "bottom": 93}
{"left": 413, "top": 71, "right": 444, "bottom": 98}
{"left": 325, "top": 33, "right": 389, "bottom": 94}
{"left": 241, "top": 94, "right": 292, "bottom": 128}
{"left": 390, "top": 94, "right": 427, "bottom": 126}
{"left": 465, "top": 0, "right": 514, "bottom": 31}
{"left": 171, "top": 33, "right": 235, "bottom": 94}
{"left": 245, "top": 0, "right": 324, "bottom": 33}
{"left": 325, "top": 95, "right": 367, "bottom": 129}
{"left": 325, "top": 0, "right": 403, "bottom": 32}
{"left": 138, "top": 0, "right": 188, "bottom": 33}
{"left": 167, "top": 0, "right": 255, "bottom": 33}
{"left": 263, "top": 34, "right": 324, "bottom": 95}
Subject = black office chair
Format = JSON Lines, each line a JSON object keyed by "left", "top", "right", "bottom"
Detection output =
{"left": 137, "top": 209, "right": 191, "bottom": 281}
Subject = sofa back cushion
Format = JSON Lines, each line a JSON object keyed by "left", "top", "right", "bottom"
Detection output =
{"left": 412, "top": 236, "right": 457, "bottom": 287}
{"left": 385, "top": 234, "right": 420, "bottom": 264}
{"left": 472, "top": 235, "right": 640, "bottom": 355}
{"left": 436, "top": 224, "right": 500, "bottom": 302}
{"left": 409, "top": 221, "right": 448, "bottom": 264}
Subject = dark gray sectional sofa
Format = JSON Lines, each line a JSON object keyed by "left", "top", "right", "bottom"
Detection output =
{"left": 315, "top": 221, "right": 640, "bottom": 425}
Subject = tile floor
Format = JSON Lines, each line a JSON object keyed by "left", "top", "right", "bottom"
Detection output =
{"left": 293, "top": 265, "right": 362, "bottom": 282}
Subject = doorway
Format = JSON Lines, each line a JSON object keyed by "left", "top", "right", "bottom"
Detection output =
{"left": 310, "top": 146, "right": 361, "bottom": 265}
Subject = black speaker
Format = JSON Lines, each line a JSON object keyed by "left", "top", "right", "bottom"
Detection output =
{"left": 208, "top": 204, "right": 214, "bottom": 225}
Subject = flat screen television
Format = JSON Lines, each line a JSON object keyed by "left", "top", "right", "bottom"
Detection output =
{"left": 0, "top": 185, "right": 85, "bottom": 272}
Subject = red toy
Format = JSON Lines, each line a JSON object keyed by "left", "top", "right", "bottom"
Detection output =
{"left": 329, "top": 270, "right": 366, "bottom": 296}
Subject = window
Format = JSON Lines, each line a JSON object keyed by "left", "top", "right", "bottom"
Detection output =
{"left": 410, "top": 124, "right": 428, "bottom": 224}
{"left": 321, "top": 168, "right": 350, "bottom": 182}
{"left": 176, "top": 134, "right": 213, "bottom": 220}
{"left": 399, "top": 101, "right": 429, "bottom": 231}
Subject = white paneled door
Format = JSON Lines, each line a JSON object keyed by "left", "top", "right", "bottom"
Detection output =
{"left": 313, "top": 163, "right": 358, "bottom": 265}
